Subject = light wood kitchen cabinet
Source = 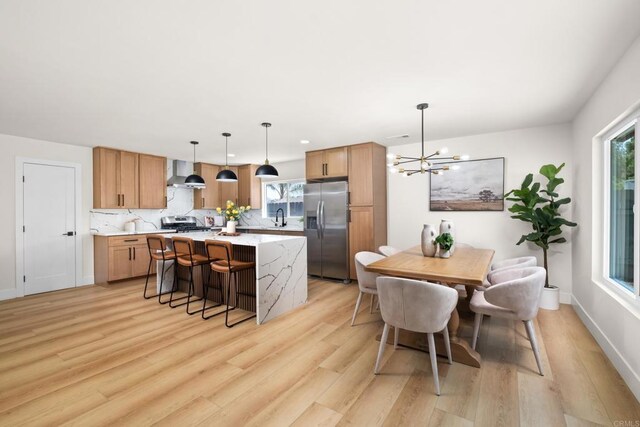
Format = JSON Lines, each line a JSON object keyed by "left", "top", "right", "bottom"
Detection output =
{"left": 95, "top": 234, "right": 157, "bottom": 283}
{"left": 348, "top": 206, "right": 374, "bottom": 279}
{"left": 139, "top": 154, "right": 167, "bottom": 208}
{"left": 305, "top": 147, "right": 348, "bottom": 180}
{"left": 219, "top": 166, "right": 239, "bottom": 205}
{"left": 193, "top": 163, "right": 220, "bottom": 209}
{"left": 93, "top": 147, "right": 139, "bottom": 209}
{"left": 237, "top": 165, "right": 262, "bottom": 208}
{"left": 305, "top": 151, "right": 325, "bottom": 180}
{"left": 348, "top": 142, "right": 387, "bottom": 206}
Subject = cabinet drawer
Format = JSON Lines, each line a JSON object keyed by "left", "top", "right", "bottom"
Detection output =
{"left": 108, "top": 235, "right": 148, "bottom": 247}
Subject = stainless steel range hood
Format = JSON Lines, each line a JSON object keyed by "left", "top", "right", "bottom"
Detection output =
{"left": 167, "top": 159, "right": 194, "bottom": 187}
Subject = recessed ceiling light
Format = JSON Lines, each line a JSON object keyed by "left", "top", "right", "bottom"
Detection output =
{"left": 227, "top": 153, "right": 235, "bottom": 157}
{"left": 300, "top": 140, "right": 310, "bottom": 144}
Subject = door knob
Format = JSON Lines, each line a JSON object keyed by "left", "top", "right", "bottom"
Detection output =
{"left": 62, "top": 231, "right": 75, "bottom": 236}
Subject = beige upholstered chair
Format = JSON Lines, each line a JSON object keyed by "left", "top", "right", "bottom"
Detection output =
{"left": 470, "top": 266, "right": 546, "bottom": 375}
{"left": 351, "top": 251, "right": 386, "bottom": 326}
{"left": 490, "top": 256, "right": 537, "bottom": 273}
{"left": 378, "top": 246, "right": 401, "bottom": 257}
{"left": 374, "top": 276, "right": 458, "bottom": 396}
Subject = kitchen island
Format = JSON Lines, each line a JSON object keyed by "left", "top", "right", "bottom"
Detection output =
{"left": 157, "top": 232, "right": 307, "bottom": 324}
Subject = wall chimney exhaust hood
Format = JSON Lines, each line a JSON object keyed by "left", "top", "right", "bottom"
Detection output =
{"left": 167, "top": 160, "right": 195, "bottom": 187}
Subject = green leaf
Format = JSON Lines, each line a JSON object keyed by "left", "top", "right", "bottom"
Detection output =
{"left": 521, "top": 174, "right": 533, "bottom": 189}
{"left": 549, "top": 237, "right": 567, "bottom": 244}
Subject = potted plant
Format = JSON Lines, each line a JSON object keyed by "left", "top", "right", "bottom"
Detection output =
{"left": 505, "top": 163, "right": 577, "bottom": 310}
{"left": 435, "top": 232, "right": 454, "bottom": 258}
{"left": 216, "top": 200, "right": 250, "bottom": 233}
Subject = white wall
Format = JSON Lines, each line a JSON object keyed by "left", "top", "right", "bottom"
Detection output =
{"left": 571, "top": 34, "right": 640, "bottom": 400}
{"left": 0, "top": 134, "right": 94, "bottom": 297}
{"left": 387, "top": 124, "right": 574, "bottom": 301}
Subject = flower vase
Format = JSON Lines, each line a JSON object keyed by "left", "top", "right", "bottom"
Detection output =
{"left": 226, "top": 220, "right": 237, "bottom": 234}
{"left": 439, "top": 220, "right": 456, "bottom": 254}
{"left": 438, "top": 245, "right": 451, "bottom": 259}
{"left": 421, "top": 224, "right": 437, "bottom": 257}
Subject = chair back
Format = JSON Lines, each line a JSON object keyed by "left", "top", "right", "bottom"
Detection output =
{"left": 378, "top": 246, "right": 401, "bottom": 257}
{"left": 147, "top": 235, "right": 166, "bottom": 252}
{"left": 484, "top": 266, "right": 546, "bottom": 320}
{"left": 491, "top": 256, "right": 537, "bottom": 272}
{"left": 355, "top": 251, "right": 385, "bottom": 292}
{"left": 172, "top": 236, "right": 195, "bottom": 258}
{"left": 205, "top": 240, "right": 233, "bottom": 262}
{"left": 376, "top": 276, "right": 458, "bottom": 334}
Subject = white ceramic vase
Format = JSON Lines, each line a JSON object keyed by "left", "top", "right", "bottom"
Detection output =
{"left": 539, "top": 286, "right": 560, "bottom": 310}
{"left": 439, "top": 219, "right": 456, "bottom": 254}
{"left": 421, "top": 224, "right": 437, "bottom": 257}
{"left": 438, "top": 246, "right": 451, "bottom": 259}
{"left": 226, "top": 220, "right": 237, "bottom": 233}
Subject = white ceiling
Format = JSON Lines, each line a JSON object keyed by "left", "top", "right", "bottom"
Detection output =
{"left": 1, "top": 0, "right": 639, "bottom": 165}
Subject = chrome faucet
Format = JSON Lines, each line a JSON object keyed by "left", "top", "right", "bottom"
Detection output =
{"left": 274, "top": 208, "right": 287, "bottom": 227}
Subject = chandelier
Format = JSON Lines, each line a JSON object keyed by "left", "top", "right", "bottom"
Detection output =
{"left": 387, "top": 103, "right": 469, "bottom": 176}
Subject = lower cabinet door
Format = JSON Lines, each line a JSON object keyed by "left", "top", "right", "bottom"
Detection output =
{"left": 108, "top": 246, "right": 133, "bottom": 281}
{"left": 131, "top": 244, "right": 153, "bottom": 277}
{"left": 348, "top": 206, "right": 374, "bottom": 280}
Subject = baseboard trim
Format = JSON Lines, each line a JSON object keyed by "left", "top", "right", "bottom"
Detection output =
{"left": 0, "top": 288, "right": 17, "bottom": 301}
{"left": 572, "top": 295, "right": 640, "bottom": 402}
{"left": 79, "top": 275, "right": 95, "bottom": 287}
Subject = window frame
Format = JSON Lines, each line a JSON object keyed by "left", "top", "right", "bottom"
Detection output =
{"left": 602, "top": 116, "right": 639, "bottom": 300}
{"left": 261, "top": 179, "right": 305, "bottom": 219}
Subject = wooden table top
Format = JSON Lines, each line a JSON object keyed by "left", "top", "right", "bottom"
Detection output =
{"left": 365, "top": 245, "right": 495, "bottom": 286}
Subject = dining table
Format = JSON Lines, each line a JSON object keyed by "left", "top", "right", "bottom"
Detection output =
{"left": 365, "top": 245, "right": 495, "bottom": 368}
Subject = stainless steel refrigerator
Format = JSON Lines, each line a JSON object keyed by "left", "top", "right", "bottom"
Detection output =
{"left": 304, "top": 181, "right": 350, "bottom": 283}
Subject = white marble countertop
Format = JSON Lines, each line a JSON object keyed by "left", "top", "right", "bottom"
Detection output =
{"left": 160, "top": 231, "right": 304, "bottom": 247}
{"left": 92, "top": 229, "right": 177, "bottom": 237}
{"left": 236, "top": 225, "right": 304, "bottom": 232}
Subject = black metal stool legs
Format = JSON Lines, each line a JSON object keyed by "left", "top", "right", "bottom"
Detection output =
{"left": 201, "top": 269, "right": 226, "bottom": 320}
{"left": 168, "top": 263, "right": 192, "bottom": 308}
{"left": 185, "top": 264, "right": 204, "bottom": 315}
{"left": 225, "top": 269, "right": 257, "bottom": 328}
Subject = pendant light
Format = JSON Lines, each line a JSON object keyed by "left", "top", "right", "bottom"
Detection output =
{"left": 216, "top": 132, "right": 238, "bottom": 182}
{"left": 185, "top": 140, "right": 206, "bottom": 188}
{"left": 387, "top": 103, "right": 469, "bottom": 177}
{"left": 255, "top": 122, "right": 279, "bottom": 178}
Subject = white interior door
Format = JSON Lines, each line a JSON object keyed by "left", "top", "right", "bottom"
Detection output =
{"left": 23, "top": 163, "right": 76, "bottom": 294}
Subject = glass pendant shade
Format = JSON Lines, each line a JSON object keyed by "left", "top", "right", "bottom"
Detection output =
{"left": 216, "top": 132, "right": 238, "bottom": 182}
{"left": 256, "top": 122, "right": 279, "bottom": 179}
{"left": 185, "top": 140, "right": 206, "bottom": 188}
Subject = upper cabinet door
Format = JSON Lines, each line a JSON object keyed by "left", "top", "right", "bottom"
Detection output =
{"left": 237, "top": 165, "right": 262, "bottom": 209}
{"left": 324, "top": 147, "right": 348, "bottom": 178}
{"left": 218, "top": 166, "right": 239, "bottom": 206}
{"left": 139, "top": 154, "right": 167, "bottom": 209}
{"left": 305, "top": 151, "right": 325, "bottom": 180}
{"left": 93, "top": 147, "right": 120, "bottom": 208}
{"left": 348, "top": 144, "right": 374, "bottom": 206}
{"left": 194, "top": 163, "right": 220, "bottom": 209}
{"left": 118, "top": 151, "right": 139, "bottom": 208}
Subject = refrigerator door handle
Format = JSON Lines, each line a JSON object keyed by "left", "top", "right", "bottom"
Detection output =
{"left": 316, "top": 201, "right": 322, "bottom": 239}
{"left": 320, "top": 200, "right": 325, "bottom": 238}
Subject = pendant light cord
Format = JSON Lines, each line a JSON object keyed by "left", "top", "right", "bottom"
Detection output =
{"left": 265, "top": 125, "right": 269, "bottom": 162}
{"left": 225, "top": 135, "right": 229, "bottom": 167}
{"left": 421, "top": 107, "right": 425, "bottom": 159}
{"left": 193, "top": 142, "right": 196, "bottom": 172}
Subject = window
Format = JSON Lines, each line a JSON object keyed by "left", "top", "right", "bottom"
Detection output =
{"left": 263, "top": 180, "right": 304, "bottom": 218}
{"left": 605, "top": 118, "right": 638, "bottom": 296}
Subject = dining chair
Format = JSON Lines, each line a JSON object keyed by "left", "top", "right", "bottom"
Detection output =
{"left": 351, "top": 251, "right": 385, "bottom": 326}
{"left": 378, "top": 246, "right": 401, "bottom": 257}
{"left": 490, "top": 256, "right": 537, "bottom": 273}
{"left": 470, "top": 266, "right": 546, "bottom": 375}
{"left": 374, "top": 276, "right": 458, "bottom": 396}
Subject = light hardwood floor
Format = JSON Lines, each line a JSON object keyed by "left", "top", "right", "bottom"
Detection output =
{"left": 0, "top": 278, "right": 638, "bottom": 426}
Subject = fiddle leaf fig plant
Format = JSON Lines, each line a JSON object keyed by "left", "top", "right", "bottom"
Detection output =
{"left": 505, "top": 163, "right": 577, "bottom": 288}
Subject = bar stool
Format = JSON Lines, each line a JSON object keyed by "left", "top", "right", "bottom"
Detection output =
{"left": 207, "top": 240, "right": 256, "bottom": 327}
{"left": 144, "top": 235, "right": 177, "bottom": 303}
{"left": 169, "top": 236, "right": 209, "bottom": 315}
{"left": 201, "top": 239, "right": 229, "bottom": 320}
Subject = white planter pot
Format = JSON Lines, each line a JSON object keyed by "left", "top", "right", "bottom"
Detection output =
{"left": 539, "top": 286, "right": 560, "bottom": 310}
{"left": 226, "top": 220, "right": 237, "bottom": 233}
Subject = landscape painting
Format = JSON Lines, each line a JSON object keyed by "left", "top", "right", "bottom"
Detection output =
{"left": 430, "top": 157, "right": 505, "bottom": 211}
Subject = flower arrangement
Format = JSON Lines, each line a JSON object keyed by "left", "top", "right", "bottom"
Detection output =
{"left": 216, "top": 200, "right": 250, "bottom": 222}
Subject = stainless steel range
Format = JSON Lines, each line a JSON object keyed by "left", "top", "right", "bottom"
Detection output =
{"left": 161, "top": 216, "right": 210, "bottom": 233}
